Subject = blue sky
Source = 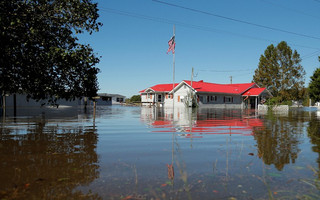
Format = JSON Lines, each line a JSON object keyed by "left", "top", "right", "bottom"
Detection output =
{"left": 79, "top": 0, "right": 320, "bottom": 98}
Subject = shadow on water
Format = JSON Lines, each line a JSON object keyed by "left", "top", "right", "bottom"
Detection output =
{"left": 1, "top": 106, "right": 320, "bottom": 199}
{"left": 0, "top": 106, "right": 101, "bottom": 200}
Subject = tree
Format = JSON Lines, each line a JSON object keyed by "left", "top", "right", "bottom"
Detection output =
{"left": 0, "top": 0, "right": 102, "bottom": 103}
{"left": 253, "top": 41, "right": 306, "bottom": 102}
{"left": 308, "top": 57, "right": 320, "bottom": 103}
{"left": 130, "top": 95, "right": 141, "bottom": 102}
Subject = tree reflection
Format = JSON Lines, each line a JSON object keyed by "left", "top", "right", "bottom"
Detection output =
{"left": 253, "top": 111, "right": 304, "bottom": 170}
{"left": 307, "top": 113, "right": 320, "bottom": 178}
{"left": 0, "top": 117, "right": 100, "bottom": 199}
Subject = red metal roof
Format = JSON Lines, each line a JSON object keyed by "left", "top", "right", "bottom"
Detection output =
{"left": 139, "top": 83, "right": 178, "bottom": 93}
{"left": 139, "top": 80, "right": 267, "bottom": 95}
{"left": 183, "top": 80, "right": 256, "bottom": 94}
{"left": 242, "top": 88, "right": 266, "bottom": 96}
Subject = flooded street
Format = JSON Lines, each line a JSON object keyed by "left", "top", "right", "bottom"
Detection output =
{"left": 1, "top": 106, "right": 320, "bottom": 199}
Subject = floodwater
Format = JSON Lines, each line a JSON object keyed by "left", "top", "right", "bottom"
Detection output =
{"left": 0, "top": 106, "right": 320, "bottom": 200}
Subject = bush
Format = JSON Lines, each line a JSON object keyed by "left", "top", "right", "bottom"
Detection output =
{"left": 130, "top": 95, "right": 141, "bottom": 102}
{"left": 266, "top": 97, "right": 292, "bottom": 106}
{"left": 266, "top": 97, "right": 280, "bottom": 106}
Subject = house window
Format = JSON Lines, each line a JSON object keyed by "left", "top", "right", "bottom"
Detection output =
{"left": 210, "top": 96, "right": 217, "bottom": 102}
{"left": 102, "top": 97, "right": 111, "bottom": 101}
{"left": 116, "top": 97, "right": 124, "bottom": 102}
{"left": 224, "top": 96, "right": 233, "bottom": 103}
{"left": 199, "top": 96, "right": 204, "bottom": 103}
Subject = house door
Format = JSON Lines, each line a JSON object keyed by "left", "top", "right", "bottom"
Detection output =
{"left": 250, "top": 98, "right": 255, "bottom": 109}
{"left": 158, "top": 94, "right": 162, "bottom": 102}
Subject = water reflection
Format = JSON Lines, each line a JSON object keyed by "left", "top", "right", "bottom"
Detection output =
{"left": 141, "top": 106, "right": 320, "bottom": 172}
{"left": 141, "top": 107, "right": 265, "bottom": 138}
{"left": 254, "top": 109, "right": 320, "bottom": 171}
{"left": 253, "top": 115, "right": 300, "bottom": 170}
{"left": 307, "top": 112, "right": 320, "bottom": 178}
{"left": 1, "top": 106, "right": 320, "bottom": 199}
{"left": 0, "top": 108, "right": 100, "bottom": 199}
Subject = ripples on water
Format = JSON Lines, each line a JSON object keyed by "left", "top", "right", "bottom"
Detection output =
{"left": 0, "top": 106, "right": 320, "bottom": 199}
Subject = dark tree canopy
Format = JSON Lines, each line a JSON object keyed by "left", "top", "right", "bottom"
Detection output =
{"left": 253, "top": 41, "right": 306, "bottom": 102}
{"left": 0, "top": 0, "right": 102, "bottom": 103}
{"left": 308, "top": 57, "right": 320, "bottom": 102}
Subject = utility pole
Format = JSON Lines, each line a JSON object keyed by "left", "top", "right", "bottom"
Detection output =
{"left": 189, "top": 67, "right": 194, "bottom": 107}
{"left": 191, "top": 67, "right": 194, "bottom": 88}
{"left": 230, "top": 76, "right": 232, "bottom": 84}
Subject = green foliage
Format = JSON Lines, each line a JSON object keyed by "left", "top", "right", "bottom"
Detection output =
{"left": 302, "top": 97, "right": 310, "bottom": 107}
{"left": 308, "top": 58, "right": 320, "bottom": 102}
{"left": 130, "top": 95, "right": 141, "bottom": 102}
{"left": 265, "top": 96, "right": 292, "bottom": 106}
{"left": 0, "top": 0, "right": 102, "bottom": 103}
{"left": 265, "top": 97, "right": 280, "bottom": 106}
{"left": 281, "top": 100, "right": 292, "bottom": 106}
{"left": 253, "top": 41, "right": 306, "bottom": 103}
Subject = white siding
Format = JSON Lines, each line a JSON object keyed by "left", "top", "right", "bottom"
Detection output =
{"left": 164, "top": 83, "right": 192, "bottom": 107}
{"left": 141, "top": 93, "right": 155, "bottom": 106}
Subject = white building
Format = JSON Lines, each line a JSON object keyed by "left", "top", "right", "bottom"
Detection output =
{"left": 140, "top": 80, "right": 271, "bottom": 109}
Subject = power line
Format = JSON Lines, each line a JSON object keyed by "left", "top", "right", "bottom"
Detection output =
{"left": 198, "top": 68, "right": 254, "bottom": 73}
{"left": 152, "top": 0, "right": 320, "bottom": 41}
{"left": 259, "top": 0, "right": 320, "bottom": 19}
{"left": 100, "top": 7, "right": 320, "bottom": 50}
{"left": 301, "top": 50, "right": 320, "bottom": 60}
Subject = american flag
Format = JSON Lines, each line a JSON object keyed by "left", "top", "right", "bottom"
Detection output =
{"left": 166, "top": 36, "right": 175, "bottom": 54}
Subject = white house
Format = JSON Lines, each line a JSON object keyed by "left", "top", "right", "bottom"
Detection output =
{"left": 140, "top": 80, "right": 271, "bottom": 109}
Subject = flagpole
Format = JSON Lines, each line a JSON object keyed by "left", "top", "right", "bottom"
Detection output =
{"left": 171, "top": 24, "right": 175, "bottom": 186}
{"left": 172, "top": 25, "right": 175, "bottom": 109}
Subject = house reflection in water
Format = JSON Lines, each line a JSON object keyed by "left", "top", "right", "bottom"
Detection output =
{"left": 140, "top": 107, "right": 265, "bottom": 138}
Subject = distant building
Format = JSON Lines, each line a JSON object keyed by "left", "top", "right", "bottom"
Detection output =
{"left": 91, "top": 93, "right": 126, "bottom": 105}
{"left": 140, "top": 80, "right": 271, "bottom": 109}
{"left": 4, "top": 94, "right": 79, "bottom": 107}
{"left": 110, "top": 94, "right": 126, "bottom": 105}
{"left": 1, "top": 93, "right": 126, "bottom": 108}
